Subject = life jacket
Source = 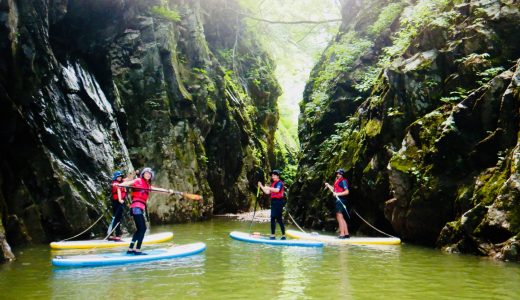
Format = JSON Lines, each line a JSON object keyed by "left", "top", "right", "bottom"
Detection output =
{"left": 111, "top": 180, "right": 127, "bottom": 200}
{"left": 334, "top": 177, "right": 349, "bottom": 199}
{"left": 270, "top": 180, "right": 284, "bottom": 199}
{"left": 130, "top": 178, "right": 151, "bottom": 210}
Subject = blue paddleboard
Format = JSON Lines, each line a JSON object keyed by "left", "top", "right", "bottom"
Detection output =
{"left": 229, "top": 231, "right": 323, "bottom": 247}
{"left": 52, "top": 242, "right": 206, "bottom": 267}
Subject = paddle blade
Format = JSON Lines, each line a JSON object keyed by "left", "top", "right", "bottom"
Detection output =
{"left": 182, "top": 193, "right": 203, "bottom": 201}
{"left": 107, "top": 217, "right": 114, "bottom": 235}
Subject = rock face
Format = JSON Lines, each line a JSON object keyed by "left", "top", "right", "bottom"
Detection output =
{"left": 0, "top": 0, "right": 280, "bottom": 259}
{"left": 291, "top": 0, "right": 520, "bottom": 260}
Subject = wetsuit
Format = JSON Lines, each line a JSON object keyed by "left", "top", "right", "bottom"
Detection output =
{"left": 270, "top": 180, "right": 285, "bottom": 235}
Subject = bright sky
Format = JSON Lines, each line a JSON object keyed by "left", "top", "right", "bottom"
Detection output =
{"left": 238, "top": 0, "right": 341, "bottom": 146}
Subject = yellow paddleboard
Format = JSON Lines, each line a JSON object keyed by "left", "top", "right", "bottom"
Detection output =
{"left": 50, "top": 232, "right": 173, "bottom": 249}
{"left": 286, "top": 229, "right": 401, "bottom": 245}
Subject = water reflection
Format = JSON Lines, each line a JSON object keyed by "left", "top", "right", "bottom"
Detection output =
{"left": 278, "top": 247, "right": 323, "bottom": 299}
{"left": 1, "top": 220, "right": 519, "bottom": 299}
{"left": 51, "top": 251, "right": 206, "bottom": 299}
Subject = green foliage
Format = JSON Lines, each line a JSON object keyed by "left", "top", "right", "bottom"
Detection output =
{"left": 252, "top": 147, "right": 262, "bottom": 166}
{"left": 473, "top": 168, "right": 508, "bottom": 206}
{"left": 190, "top": 67, "right": 216, "bottom": 96}
{"left": 353, "top": 66, "right": 382, "bottom": 93}
{"left": 207, "top": 98, "right": 217, "bottom": 112}
{"left": 477, "top": 67, "right": 505, "bottom": 85}
{"left": 367, "top": 2, "right": 405, "bottom": 36}
{"left": 281, "top": 163, "right": 297, "bottom": 187}
{"left": 151, "top": 6, "right": 181, "bottom": 22}
{"left": 246, "top": 62, "right": 272, "bottom": 88}
{"left": 313, "top": 33, "right": 372, "bottom": 91}
{"left": 430, "top": 10, "right": 461, "bottom": 28}
{"left": 387, "top": 107, "right": 403, "bottom": 117}
{"left": 456, "top": 52, "right": 491, "bottom": 65}
{"left": 363, "top": 119, "right": 382, "bottom": 137}
{"left": 440, "top": 87, "right": 470, "bottom": 103}
{"left": 192, "top": 67, "right": 207, "bottom": 75}
{"left": 217, "top": 49, "right": 234, "bottom": 66}
{"left": 380, "top": 0, "right": 450, "bottom": 66}
{"left": 389, "top": 153, "right": 415, "bottom": 173}
{"left": 223, "top": 68, "right": 248, "bottom": 100}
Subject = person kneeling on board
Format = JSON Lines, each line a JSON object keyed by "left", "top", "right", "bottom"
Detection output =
{"left": 325, "top": 169, "right": 350, "bottom": 239}
{"left": 258, "top": 170, "right": 286, "bottom": 240}
{"left": 118, "top": 167, "right": 173, "bottom": 255}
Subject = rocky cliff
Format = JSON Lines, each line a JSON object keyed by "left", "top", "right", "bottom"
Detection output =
{"left": 0, "top": 0, "right": 280, "bottom": 261}
{"left": 291, "top": 0, "right": 520, "bottom": 261}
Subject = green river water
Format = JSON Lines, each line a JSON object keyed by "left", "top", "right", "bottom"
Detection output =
{"left": 1, "top": 218, "right": 519, "bottom": 299}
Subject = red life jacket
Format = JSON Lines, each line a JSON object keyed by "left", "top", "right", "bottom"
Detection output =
{"left": 111, "top": 180, "right": 126, "bottom": 200}
{"left": 130, "top": 178, "right": 151, "bottom": 210}
{"left": 334, "top": 177, "right": 349, "bottom": 193}
{"left": 270, "top": 180, "right": 284, "bottom": 199}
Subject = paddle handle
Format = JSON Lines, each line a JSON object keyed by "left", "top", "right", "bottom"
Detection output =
{"left": 324, "top": 182, "right": 334, "bottom": 193}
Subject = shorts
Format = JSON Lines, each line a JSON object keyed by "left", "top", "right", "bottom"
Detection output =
{"left": 131, "top": 207, "right": 144, "bottom": 215}
{"left": 335, "top": 198, "right": 348, "bottom": 214}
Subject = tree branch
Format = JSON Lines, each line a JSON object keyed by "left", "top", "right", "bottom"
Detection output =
{"left": 239, "top": 12, "right": 342, "bottom": 25}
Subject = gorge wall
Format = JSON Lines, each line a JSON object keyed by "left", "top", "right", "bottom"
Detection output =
{"left": 290, "top": 0, "right": 520, "bottom": 261}
{"left": 0, "top": 0, "right": 280, "bottom": 261}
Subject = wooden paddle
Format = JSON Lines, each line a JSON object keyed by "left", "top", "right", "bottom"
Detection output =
{"left": 122, "top": 186, "right": 203, "bottom": 201}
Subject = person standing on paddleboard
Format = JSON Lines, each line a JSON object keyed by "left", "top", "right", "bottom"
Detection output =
{"left": 109, "top": 171, "right": 127, "bottom": 241}
{"left": 325, "top": 169, "right": 350, "bottom": 239}
{"left": 258, "top": 170, "right": 286, "bottom": 240}
{"left": 118, "top": 167, "right": 174, "bottom": 255}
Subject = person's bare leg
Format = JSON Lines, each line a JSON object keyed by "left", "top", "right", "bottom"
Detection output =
{"left": 336, "top": 213, "right": 346, "bottom": 236}
{"left": 342, "top": 218, "right": 349, "bottom": 236}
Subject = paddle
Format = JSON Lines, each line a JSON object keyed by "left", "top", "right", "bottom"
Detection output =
{"left": 106, "top": 204, "right": 124, "bottom": 237}
{"left": 248, "top": 187, "right": 261, "bottom": 233}
{"left": 324, "top": 182, "right": 350, "bottom": 218}
{"left": 120, "top": 185, "right": 203, "bottom": 201}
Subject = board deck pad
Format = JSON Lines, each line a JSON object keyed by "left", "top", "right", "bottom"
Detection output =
{"left": 229, "top": 231, "right": 324, "bottom": 247}
{"left": 286, "top": 230, "right": 401, "bottom": 245}
{"left": 50, "top": 232, "right": 174, "bottom": 249}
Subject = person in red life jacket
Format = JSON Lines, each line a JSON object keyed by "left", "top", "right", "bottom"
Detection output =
{"left": 325, "top": 169, "right": 350, "bottom": 239}
{"left": 258, "top": 170, "right": 286, "bottom": 240}
{"left": 117, "top": 167, "right": 174, "bottom": 255}
{"left": 109, "top": 170, "right": 127, "bottom": 241}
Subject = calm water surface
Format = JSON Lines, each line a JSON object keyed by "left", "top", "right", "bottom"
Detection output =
{"left": 1, "top": 219, "right": 519, "bottom": 299}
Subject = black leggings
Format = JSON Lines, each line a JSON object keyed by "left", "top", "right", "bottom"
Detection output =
{"left": 129, "top": 208, "right": 147, "bottom": 250}
{"left": 270, "top": 199, "right": 286, "bottom": 235}
{"left": 111, "top": 200, "right": 124, "bottom": 237}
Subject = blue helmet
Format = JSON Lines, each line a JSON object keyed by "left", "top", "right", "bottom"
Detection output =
{"left": 112, "top": 170, "right": 124, "bottom": 181}
{"left": 140, "top": 167, "right": 155, "bottom": 180}
{"left": 336, "top": 169, "right": 345, "bottom": 175}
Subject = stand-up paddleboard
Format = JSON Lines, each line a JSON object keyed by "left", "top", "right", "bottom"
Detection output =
{"left": 50, "top": 232, "right": 174, "bottom": 250}
{"left": 286, "top": 230, "right": 401, "bottom": 245}
{"left": 229, "top": 231, "right": 324, "bottom": 247}
{"left": 52, "top": 242, "right": 206, "bottom": 267}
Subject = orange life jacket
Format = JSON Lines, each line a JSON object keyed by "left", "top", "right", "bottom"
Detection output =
{"left": 270, "top": 180, "right": 284, "bottom": 199}
{"left": 130, "top": 178, "right": 151, "bottom": 210}
{"left": 111, "top": 180, "right": 126, "bottom": 201}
